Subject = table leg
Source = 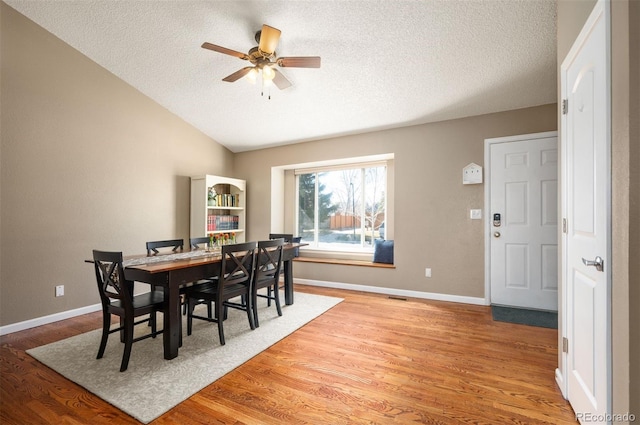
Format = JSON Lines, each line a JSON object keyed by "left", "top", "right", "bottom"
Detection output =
{"left": 163, "top": 278, "right": 181, "bottom": 360}
{"left": 283, "top": 259, "right": 294, "bottom": 305}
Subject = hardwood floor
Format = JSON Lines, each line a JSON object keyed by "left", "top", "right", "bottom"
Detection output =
{"left": 1, "top": 284, "right": 577, "bottom": 424}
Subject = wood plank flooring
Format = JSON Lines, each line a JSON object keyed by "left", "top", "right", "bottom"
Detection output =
{"left": 1, "top": 284, "right": 577, "bottom": 424}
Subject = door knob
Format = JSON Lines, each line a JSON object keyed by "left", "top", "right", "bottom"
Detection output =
{"left": 582, "top": 256, "right": 604, "bottom": 272}
{"left": 494, "top": 232, "right": 501, "bottom": 238}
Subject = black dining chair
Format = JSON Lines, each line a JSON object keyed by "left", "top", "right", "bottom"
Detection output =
{"left": 252, "top": 239, "right": 285, "bottom": 327}
{"left": 146, "top": 239, "right": 184, "bottom": 256}
{"left": 189, "top": 236, "right": 211, "bottom": 250}
{"left": 186, "top": 236, "right": 218, "bottom": 317}
{"left": 146, "top": 238, "right": 191, "bottom": 314}
{"left": 93, "top": 250, "right": 164, "bottom": 372}
{"left": 185, "top": 241, "right": 257, "bottom": 345}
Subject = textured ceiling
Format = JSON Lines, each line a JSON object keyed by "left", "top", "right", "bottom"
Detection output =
{"left": 5, "top": 0, "right": 557, "bottom": 153}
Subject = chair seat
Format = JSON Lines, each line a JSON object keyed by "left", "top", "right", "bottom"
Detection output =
{"left": 186, "top": 281, "right": 248, "bottom": 300}
{"left": 111, "top": 291, "right": 165, "bottom": 310}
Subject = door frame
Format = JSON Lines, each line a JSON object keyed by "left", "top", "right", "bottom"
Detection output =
{"left": 557, "top": 0, "right": 612, "bottom": 409}
{"left": 483, "top": 131, "right": 559, "bottom": 306}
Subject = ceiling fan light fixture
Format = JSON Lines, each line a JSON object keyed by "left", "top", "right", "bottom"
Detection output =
{"left": 262, "top": 65, "right": 276, "bottom": 81}
{"left": 246, "top": 67, "right": 258, "bottom": 84}
{"left": 202, "top": 23, "right": 320, "bottom": 96}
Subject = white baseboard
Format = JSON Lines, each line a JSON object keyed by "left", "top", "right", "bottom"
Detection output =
{"left": 555, "top": 368, "right": 568, "bottom": 399}
{"left": 2, "top": 280, "right": 486, "bottom": 336}
{"left": 0, "top": 303, "right": 102, "bottom": 336}
{"left": 295, "top": 278, "right": 487, "bottom": 306}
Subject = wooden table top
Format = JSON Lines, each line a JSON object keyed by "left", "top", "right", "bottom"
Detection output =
{"left": 120, "top": 242, "right": 306, "bottom": 274}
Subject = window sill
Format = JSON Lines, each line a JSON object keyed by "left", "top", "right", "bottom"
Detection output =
{"left": 293, "top": 256, "right": 395, "bottom": 269}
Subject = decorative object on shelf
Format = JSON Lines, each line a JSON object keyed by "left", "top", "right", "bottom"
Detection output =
{"left": 230, "top": 232, "right": 236, "bottom": 244}
{"left": 208, "top": 233, "right": 218, "bottom": 250}
{"left": 207, "top": 187, "right": 217, "bottom": 206}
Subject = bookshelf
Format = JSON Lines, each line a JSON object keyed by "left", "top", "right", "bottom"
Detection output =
{"left": 190, "top": 175, "right": 245, "bottom": 242}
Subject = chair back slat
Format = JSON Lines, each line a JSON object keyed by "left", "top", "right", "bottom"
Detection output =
{"left": 255, "top": 239, "right": 284, "bottom": 286}
{"left": 189, "top": 236, "right": 210, "bottom": 250}
{"left": 146, "top": 239, "right": 184, "bottom": 255}
{"left": 93, "top": 250, "right": 132, "bottom": 305}
{"left": 220, "top": 242, "right": 257, "bottom": 288}
{"left": 269, "top": 233, "right": 293, "bottom": 242}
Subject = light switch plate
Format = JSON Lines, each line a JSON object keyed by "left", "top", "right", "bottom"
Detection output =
{"left": 470, "top": 209, "right": 482, "bottom": 219}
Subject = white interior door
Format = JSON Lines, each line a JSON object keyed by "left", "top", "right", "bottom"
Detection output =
{"left": 560, "top": 0, "right": 611, "bottom": 421}
{"left": 487, "top": 132, "right": 558, "bottom": 311}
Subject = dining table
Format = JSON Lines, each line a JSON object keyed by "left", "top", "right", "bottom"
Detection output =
{"left": 91, "top": 242, "right": 305, "bottom": 360}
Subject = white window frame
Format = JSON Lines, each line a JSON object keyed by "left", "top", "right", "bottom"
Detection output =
{"left": 270, "top": 154, "right": 394, "bottom": 260}
{"left": 294, "top": 163, "right": 386, "bottom": 253}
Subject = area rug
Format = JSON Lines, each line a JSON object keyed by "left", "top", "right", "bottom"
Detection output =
{"left": 27, "top": 291, "right": 343, "bottom": 424}
{"left": 491, "top": 305, "right": 558, "bottom": 329}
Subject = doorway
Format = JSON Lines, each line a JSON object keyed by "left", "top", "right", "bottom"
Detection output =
{"left": 559, "top": 0, "right": 611, "bottom": 419}
{"left": 484, "top": 131, "right": 559, "bottom": 311}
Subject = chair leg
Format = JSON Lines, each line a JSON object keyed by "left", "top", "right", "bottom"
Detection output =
{"left": 150, "top": 311, "right": 157, "bottom": 337}
{"left": 216, "top": 299, "right": 225, "bottom": 345}
{"left": 120, "top": 319, "right": 134, "bottom": 372}
{"left": 187, "top": 297, "right": 195, "bottom": 336}
{"left": 97, "top": 310, "right": 110, "bottom": 359}
{"left": 273, "top": 283, "right": 283, "bottom": 317}
{"left": 252, "top": 288, "right": 260, "bottom": 328}
{"left": 267, "top": 286, "right": 272, "bottom": 306}
{"left": 246, "top": 293, "right": 255, "bottom": 330}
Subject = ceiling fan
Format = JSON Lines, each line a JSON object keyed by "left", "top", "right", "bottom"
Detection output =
{"left": 202, "top": 24, "right": 321, "bottom": 91}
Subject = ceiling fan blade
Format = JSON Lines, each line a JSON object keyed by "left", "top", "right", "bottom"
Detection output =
{"left": 201, "top": 42, "right": 249, "bottom": 60}
{"left": 258, "top": 24, "right": 281, "bottom": 55}
{"left": 277, "top": 56, "right": 321, "bottom": 68}
{"left": 222, "top": 67, "right": 254, "bottom": 82}
{"left": 272, "top": 69, "right": 292, "bottom": 90}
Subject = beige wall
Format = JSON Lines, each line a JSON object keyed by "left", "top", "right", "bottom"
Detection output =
{"left": 614, "top": 0, "right": 640, "bottom": 417}
{"left": 235, "top": 104, "right": 558, "bottom": 298}
{"left": 627, "top": 0, "right": 639, "bottom": 415}
{"left": 0, "top": 3, "right": 235, "bottom": 325}
{"left": 557, "top": 0, "right": 639, "bottom": 419}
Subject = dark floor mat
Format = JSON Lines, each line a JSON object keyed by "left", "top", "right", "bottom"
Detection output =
{"left": 491, "top": 305, "right": 558, "bottom": 329}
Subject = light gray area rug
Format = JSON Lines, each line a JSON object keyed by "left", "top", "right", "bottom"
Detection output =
{"left": 27, "top": 291, "right": 343, "bottom": 424}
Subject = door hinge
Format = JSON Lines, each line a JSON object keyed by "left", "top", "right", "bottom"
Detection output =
{"left": 562, "top": 218, "right": 568, "bottom": 233}
{"left": 562, "top": 99, "right": 568, "bottom": 115}
{"left": 563, "top": 337, "right": 569, "bottom": 353}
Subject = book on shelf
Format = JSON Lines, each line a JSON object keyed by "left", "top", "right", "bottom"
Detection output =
{"left": 210, "top": 193, "right": 240, "bottom": 207}
{"left": 206, "top": 215, "right": 239, "bottom": 232}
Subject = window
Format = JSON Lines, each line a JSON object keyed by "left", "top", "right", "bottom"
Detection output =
{"left": 296, "top": 162, "right": 386, "bottom": 252}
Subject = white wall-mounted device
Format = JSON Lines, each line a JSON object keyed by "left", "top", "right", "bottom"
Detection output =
{"left": 463, "top": 162, "right": 483, "bottom": 184}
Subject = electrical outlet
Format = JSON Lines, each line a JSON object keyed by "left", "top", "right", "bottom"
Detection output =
{"left": 425, "top": 268, "right": 432, "bottom": 278}
{"left": 55, "top": 285, "right": 64, "bottom": 297}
